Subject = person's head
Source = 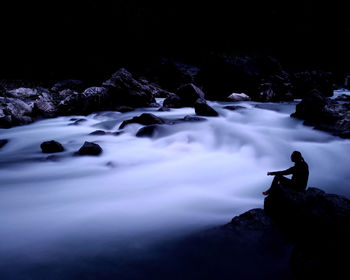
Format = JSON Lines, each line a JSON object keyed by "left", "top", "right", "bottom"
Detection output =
{"left": 291, "top": 151, "right": 304, "bottom": 162}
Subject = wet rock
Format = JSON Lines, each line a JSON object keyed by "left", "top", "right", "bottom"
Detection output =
{"left": 291, "top": 89, "right": 350, "bottom": 138}
{"left": 227, "top": 92, "right": 251, "bottom": 101}
{"left": 0, "top": 97, "right": 33, "bottom": 128}
{"left": 89, "top": 130, "right": 107, "bottom": 135}
{"left": 158, "top": 106, "right": 171, "bottom": 112}
{"left": 136, "top": 125, "right": 160, "bottom": 137}
{"left": 115, "top": 105, "right": 134, "bottom": 113}
{"left": 175, "top": 83, "right": 205, "bottom": 106}
{"left": 6, "top": 87, "right": 39, "bottom": 99}
{"left": 102, "top": 68, "right": 156, "bottom": 107}
{"left": 223, "top": 105, "right": 246, "bottom": 111}
{"left": 77, "top": 141, "right": 102, "bottom": 156}
{"left": 194, "top": 99, "right": 218, "bottom": 116}
{"left": 182, "top": 115, "right": 207, "bottom": 122}
{"left": 112, "top": 131, "right": 124, "bottom": 136}
{"left": 291, "top": 89, "right": 328, "bottom": 122}
{"left": 40, "top": 140, "right": 64, "bottom": 153}
{"left": 119, "top": 113, "right": 165, "bottom": 129}
{"left": 264, "top": 184, "right": 350, "bottom": 279}
{"left": 163, "top": 94, "right": 183, "bottom": 108}
{"left": 69, "top": 118, "right": 87, "bottom": 126}
{"left": 0, "top": 139, "right": 8, "bottom": 148}
{"left": 58, "top": 87, "right": 110, "bottom": 115}
{"left": 32, "top": 91, "right": 56, "bottom": 117}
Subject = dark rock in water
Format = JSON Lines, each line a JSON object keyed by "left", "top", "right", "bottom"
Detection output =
{"left": 112, "top": 131, "right": 124, "bottom": 136}
{"left": 51, "top": 79, "right": 85, "bottom": 92}
{"left": 224, "top": 105, "right": 246, "bottom": 111}
{"left": 136, "top": 125, "right": 160, "bottom": 137}
{"left": 175, "top": 83, "right": 205, "bottom": 107}
{"left": 115, "top": 105, "right": 134, "bottom": 113}
{"left": 119, "top": 113, "right": 165, "bottom": 129}
{"left": 69, "top": 118, "right": 87, "bottom": 126}
{"left": 194, "top": 99, "right": 218, "bottom": 116}
{"left": 40, "top": 140, "right": 64, "bottom": 153}
{"left": 291, "top": 89, "right": 350, "bottom": 138}
{"left": 77, "top": 141, "right": 102, "bottom": 156}
{"left": 163, "top": 94, "right": 183, "bottom": 108}
{"left": 102, "top": 68, "right": 156, "bottom": 108}
{"left": 158, "top": 106, "right": 170, "bottom": 112}
{"left": 182, "top": 115, "right": 207, "bottom": 122}
{"left": 89, "top": 130, "right": 107, "bottom": 135}
{"left": 0, "top": 139, "right": 9, "bottom": 148}
{"left": 291, "top": 89, "right": 328, "bottom": 122}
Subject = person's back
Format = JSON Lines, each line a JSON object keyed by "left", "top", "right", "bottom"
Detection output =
{"left": 291, "top": 160, "right": 309, "bottom": 191}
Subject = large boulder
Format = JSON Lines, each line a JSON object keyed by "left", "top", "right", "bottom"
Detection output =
{"left": 119, "top": 113, "right": 165, "bottom": 129}
{"left": 57, "top": 87, "right": 110, "bottom": 115}
{"left": 194, "top": 99, "right": 218, "bottom": 116}
{"left": 40, "top": 140, "right": 64, "bottom": 153}
{"left": 76, "top": 141, "right": 103, "bottom": 156}
{"left": 0, "top": 97, "right": 33, "bottom": 128}
{"left": 102, "top": 68, "right": 156, "bottom": 107}
{"left": 175, "top": 83, "right": 205, "bottom": 106}
{"left": 291, "top": 89, "right": 350, "bottom": 138}
{"left": 163, "top": 83, "right": 206, "bottom": 108}
{"left": 264, "top": 185, "right": 350, "bottom": 279}
{"left": 32, "top": 91, "right": 57, "bottom": 117}
{"left": 291, "top": 89, "right": 328, "bottom": 122}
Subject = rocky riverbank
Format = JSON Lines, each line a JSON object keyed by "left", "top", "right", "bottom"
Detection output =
{"left": 168, "top": 184, "right": 350, "bottom": 280}
{"left": 1, "top": 55, "right": 349, "bottom": 138}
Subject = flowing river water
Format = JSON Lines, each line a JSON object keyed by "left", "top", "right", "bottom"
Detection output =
{"left": 0, "top": 97, "right": 349, "bottom": 278}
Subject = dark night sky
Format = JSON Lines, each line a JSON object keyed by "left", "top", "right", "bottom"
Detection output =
{"left": 1, "top": 1, "right": 349, "bottom": 79}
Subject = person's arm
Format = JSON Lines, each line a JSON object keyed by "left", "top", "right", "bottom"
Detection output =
{"left": 267, "top": 166, "right": 294, "bottom": 176}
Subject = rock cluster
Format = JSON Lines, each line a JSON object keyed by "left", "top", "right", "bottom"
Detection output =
{"left": 291, "top": 89, "right": 350, "bottom": 138}
{"left": 187, "top": 184, "right": 350, "bottom": 279}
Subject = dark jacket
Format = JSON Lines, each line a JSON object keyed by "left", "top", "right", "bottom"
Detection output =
{"left": 272, "top": 161, "right": 309, "bottom": 191}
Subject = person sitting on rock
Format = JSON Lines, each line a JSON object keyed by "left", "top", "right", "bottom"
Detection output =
{"left": 262, "top": 151, "right": 309, "bottom": 195}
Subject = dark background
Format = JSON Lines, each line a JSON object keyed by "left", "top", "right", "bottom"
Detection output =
{"left": 1, "top": 0, "right": 349, "bottom": 81}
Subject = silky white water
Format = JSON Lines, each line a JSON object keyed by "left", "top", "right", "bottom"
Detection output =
{"left": 0, "top": 99, "right": 349, "bottom": 266}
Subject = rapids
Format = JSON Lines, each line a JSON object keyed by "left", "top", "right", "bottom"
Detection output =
{"left": 0, "top": 99, "right": 349, "bottom": 273}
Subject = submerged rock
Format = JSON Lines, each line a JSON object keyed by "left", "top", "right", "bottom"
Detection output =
{"left": 76, "top": 141, "right": 102, "bottom": 156}
{"left": 0, "top": 139, "right": 8, "bottom": 148}
{"left": 40, "top": 140, "right": 64, "bottom": 153}
{"left": 136, "top": 125, "right": 161, "bottom": 138}
{"left": 119, "top": 113, "right": 165, "bottom": 129}
{"left": 223, "top": 105, "right": 246, "bottom": 111}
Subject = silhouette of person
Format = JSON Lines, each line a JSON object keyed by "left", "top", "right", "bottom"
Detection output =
{"left": 262, "top": 151, "right": 309, "bottom": 195}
